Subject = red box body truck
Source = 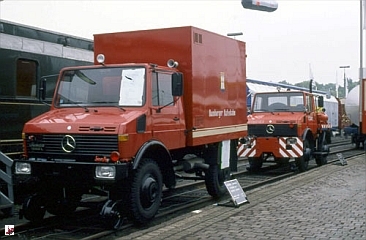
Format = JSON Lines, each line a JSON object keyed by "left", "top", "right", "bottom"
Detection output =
{"left": 15, "top": 26, "right": 247, "bottom": 228}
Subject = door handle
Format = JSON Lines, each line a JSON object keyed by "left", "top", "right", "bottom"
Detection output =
{"left": 173, "top": 117, "right": 180, "bottom": 121}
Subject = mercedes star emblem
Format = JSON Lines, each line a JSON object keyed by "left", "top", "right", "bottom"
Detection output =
{"left": 266, "top": 124, "right": 275, "bottom": 134}
{"left": 61, "top": 135, "right": 76, "bottom": 153}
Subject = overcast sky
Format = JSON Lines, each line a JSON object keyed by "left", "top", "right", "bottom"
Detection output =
{"left": 0, "top": 0, "right": 365, "bottom": 86}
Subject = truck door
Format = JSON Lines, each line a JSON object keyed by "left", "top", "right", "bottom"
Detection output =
{"left": 151, "top": 72, "right": 185, "bottom": 149}
{"left": 305, "top": 95, "right": 317, "bottom": 132}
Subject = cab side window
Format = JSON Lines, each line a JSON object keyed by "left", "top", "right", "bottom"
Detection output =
{"left": 152, "top": 72, "right": 173, "bottom": 106}
{"left": 306, "top": 95, "right": 313, "bottom": 112}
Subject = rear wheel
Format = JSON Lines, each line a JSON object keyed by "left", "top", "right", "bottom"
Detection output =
{"left": 130, "top": 159, "right": 163, "bottom": 225}
{"left": 315, "top": 155, "right": 328, "bottom": 166}
{"left": 205, "top": 164, "right": 230, "bottom": 198}
{"left": 355, "top": 139, "right": 361, "bottom": 149}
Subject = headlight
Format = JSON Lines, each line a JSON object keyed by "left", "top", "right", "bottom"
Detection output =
{"left": 240, "top": 136, "right": 253, "bottom": 144}
{"left": 96, "top": 54, "right": 105, "bottom": 64}
{"left": 15, "top": 162, "right": 31, "bottom": 174}
{"left": 286, "top": 138, "right": 297, "bottom": 145}
{"left": 95, "top": 166, "right": 116, "bottom": 179}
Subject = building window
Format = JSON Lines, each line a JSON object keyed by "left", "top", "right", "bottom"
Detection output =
{"left": 16, "top": 59, "right": 37, "bottom": 97}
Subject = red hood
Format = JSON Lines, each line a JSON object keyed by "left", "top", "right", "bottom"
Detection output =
{"left": 23, "top": 107, "right": 146, "bottom": 134}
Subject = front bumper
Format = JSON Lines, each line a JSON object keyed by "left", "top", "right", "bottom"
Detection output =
{"left": 242, "top": 137, "right": 304, "bottom": 159}
{"left": 14, "top": 160, "right": 131, "bottom": 185}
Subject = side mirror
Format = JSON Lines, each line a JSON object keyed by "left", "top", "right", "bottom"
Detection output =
{"left": 39, "top": 77, "right": 47, "bottom": 101}
{"left": 318, "top": 96, "right": 324, "bottom": 108}
{"left": 172, "top": 72, "right": 183, "bottom": 96}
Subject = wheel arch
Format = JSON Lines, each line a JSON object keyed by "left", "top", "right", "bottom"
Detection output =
{"left": 302, "top": 128, "right": 315, "bottom": 148}
{"left": 133, "top": 140, "right": 175, "bottom": 188}
{"left": 302, "top": 128, "right": 313, "bottom": 141}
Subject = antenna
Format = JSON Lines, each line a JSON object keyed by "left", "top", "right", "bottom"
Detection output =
{"left": 309, "top": 64, "right": 316, "bottom": 91}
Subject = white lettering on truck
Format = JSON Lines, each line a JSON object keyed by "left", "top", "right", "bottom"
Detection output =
{"left": 209, "top": 109, "right": 236, "bottom": 117}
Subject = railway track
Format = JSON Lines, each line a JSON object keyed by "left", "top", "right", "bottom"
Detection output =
{"left": 1, "top": 138, "right": 363, "bottom": 239}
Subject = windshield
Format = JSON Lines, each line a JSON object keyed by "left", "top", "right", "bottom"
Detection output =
{"left": 55, "top": 67, "right": 145, "bottom": 107}
{"left": 252, "top": 92, "right": 305, "bottom": 112}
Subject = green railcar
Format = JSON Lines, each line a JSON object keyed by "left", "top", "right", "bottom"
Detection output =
{"left": 0, "top": 20, "right": 93, "bottom": 154}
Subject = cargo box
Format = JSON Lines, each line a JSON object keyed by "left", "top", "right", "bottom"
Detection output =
{"left": 94, "top": 26, "right": 247, "bottom": 145}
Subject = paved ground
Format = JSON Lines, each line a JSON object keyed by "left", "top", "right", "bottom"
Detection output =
{"left": 117, "top": 154, "right": 366, "bottom": 240}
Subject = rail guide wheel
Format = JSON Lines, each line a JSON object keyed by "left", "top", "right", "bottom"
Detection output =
{"left": 100, "top": 200, "right": 124, "bottom": 230}
{"left": 22, "top": 195, "right": 46, "bottom": 223}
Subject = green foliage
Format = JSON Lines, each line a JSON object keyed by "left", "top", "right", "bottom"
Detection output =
{"left": 289, "top": 78, "right": 359, "bottom": 98}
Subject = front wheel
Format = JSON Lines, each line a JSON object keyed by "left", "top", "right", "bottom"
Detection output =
{"left": 296, "top": 139, "right": 310, "bottom": 172}
{"left": 130, "top": 158, "right": 163, "bottom": 225}
{"left": 205, "top": 165, "right": 230, "bottom": 198}
{"left": 315, "top": 132, "right": 329, "bottom": 166}
{"left": 247, "top": 157, "right": 263, "bottom": 172}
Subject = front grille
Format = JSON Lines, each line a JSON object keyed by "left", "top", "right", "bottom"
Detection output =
{"left": 25, "top": 134, "right": 118, "bottom": 159}
{"left": 248, "top": 124, "right": 298, "bottom": 137}
{"left": 78, "top": 126, "right": 117, "bottom": 132}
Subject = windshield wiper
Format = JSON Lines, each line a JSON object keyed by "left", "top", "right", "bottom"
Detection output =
{"left": 61, "top": 98, "right": 89, "bottom": 112}
{"left": 90, "top": 102, "right": 126, "bottom": 112}
{"left": 75, "top": 71, "right": 96, "bottom": 85}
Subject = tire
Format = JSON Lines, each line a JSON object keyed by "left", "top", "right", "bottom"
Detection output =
{"left": 296, "top": 139, "right": 310, "bottom": 172}
{"left": 315, "top": 139, "right": 328, "bottom": 167}
{"left": 130, "top": 158, "right": 163, "bottom": 225}
{"left": 22, "top": 195, "right": 46, "bottom": 223}
{"left": 205, "top": 164, "right": 230, "bottom": 198}
{"left": 315, "top": 132, "right": 329, "bottom": 166}
{"left": 315, "top": 154, "right": 328, "bottom": 166}
{"left": 100, "top": 200, "right": 124, "bottom": 230}
{"left": 355, "top": 141, "right": 361, "bottom": 149}
{"left": 247, "top": 157, "right": 263, "bottom": 172}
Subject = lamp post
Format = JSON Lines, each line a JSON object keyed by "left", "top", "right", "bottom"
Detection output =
{"left": 339, "top": 66, "right": 350, "bottom": 98}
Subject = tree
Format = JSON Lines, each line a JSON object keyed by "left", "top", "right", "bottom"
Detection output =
{"left": 283, "top": 78, "right": 357, "bottom": 99}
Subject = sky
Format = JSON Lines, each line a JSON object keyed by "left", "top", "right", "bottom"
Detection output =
{"left": 0, "top": 0, "right": 365, "bottom": 86}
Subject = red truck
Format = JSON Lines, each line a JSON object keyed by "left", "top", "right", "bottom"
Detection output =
{"left": 14, "top": 26, "right": 247, "bottom": 228}
{"left": 238, "top": 82, "right": 331, "bottom": 172}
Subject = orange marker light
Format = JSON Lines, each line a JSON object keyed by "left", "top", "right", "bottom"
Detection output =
{"left": 110, "top": 151, "right": 120, "bottom": 162}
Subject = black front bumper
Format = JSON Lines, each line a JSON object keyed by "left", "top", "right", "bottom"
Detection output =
{"left": 14, "top": 160, "right": 131, "bottom": 186}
